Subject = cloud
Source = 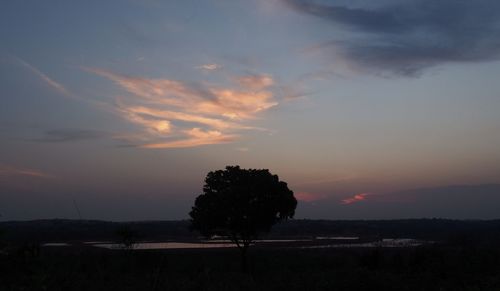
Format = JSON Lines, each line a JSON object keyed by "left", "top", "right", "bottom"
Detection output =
{"left": 89, "top": 68, "right": 277, "bottom": 119}
{"left": 87, "top": 68, "right": 277, "bottom": 148}
{"left": 13, "top": 56, "right": 114, "bottom": 111}
{"left": 284, "top": 0, "right": 500, "bottom": 76}
{"left": 141, "top": 128, "right": 237, "bottom": 149}
{"left": 197, "top": 63, "right": 222, "bottom": 71}
{"left": 279, "top": 82, "right": 316, "bottom": 100}
{"left": 296, "top": 184, "right": 500, "bottom": 219}
{"left": 122, "top": 107, "right": 244, "bottom": 130}
{"left": 31, "top": 129, "right": 109, "bottom": 142}
{"left": 0, "top": 164, "right": 55, "bottom": 179}
{"left": 236, "top": 75, "right": 274, "bottom": 91}
{"left": 292, "top": 173, "right": 358, "bottom": 187}
{"left": 295, "top": 192, "right": 327, "bottom": 202}
{"left": 341, "top": 192, "right": 371, "bottom": 205}
{"left": 14, "top": 57, "right": 73, "bottom": 97}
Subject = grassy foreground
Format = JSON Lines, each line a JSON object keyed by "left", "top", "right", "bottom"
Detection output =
{"left": 2, "top": 244, "right": 500, "bottom": 291}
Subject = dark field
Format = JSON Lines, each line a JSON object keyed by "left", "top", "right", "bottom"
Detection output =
{"left": 2, "top": 245, "right": 500, "bottom": 290}
{"left": 2, "top": 219, "right": 500, "bottom": 290}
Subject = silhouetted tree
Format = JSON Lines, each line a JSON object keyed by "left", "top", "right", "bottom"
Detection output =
{"left": 190, "top": 165, "right": 297, "bottom": 271}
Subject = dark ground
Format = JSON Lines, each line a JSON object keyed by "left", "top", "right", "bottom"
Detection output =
{"left": 1, "top": 219, "right": 500, "bottom": 290}
{"left": 1, "top": 244, "right": 500, "bottom": 290}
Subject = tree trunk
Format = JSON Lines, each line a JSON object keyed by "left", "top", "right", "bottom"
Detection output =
{"left": 240, "top": 245, "right": 248, "bottom": 272}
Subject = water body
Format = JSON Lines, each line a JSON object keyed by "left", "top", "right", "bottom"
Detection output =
{"left": 93, "top": 239, "right": 310, "bottom": 250}
{"left": 94, "top": 242, "right": 237, "bottom": 250}
{"left": 302, "top": 239, "right": 427, "bottom": 249}
{"left": 42, "top": 243, "right": 71, "bottom": 247}
{"left": 41, "top": 238, "right": 429, "bottom": 250}
{"left": 315, "top": 236, "right": 359, "bottom": 240}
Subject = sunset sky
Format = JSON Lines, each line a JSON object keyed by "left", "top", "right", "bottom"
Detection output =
{"left": 1, "top": 0, "right": 500, "bottom": 220}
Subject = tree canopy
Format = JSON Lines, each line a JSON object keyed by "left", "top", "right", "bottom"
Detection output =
{"left": 189, "top": 165, "right": 297, "bottom": 269}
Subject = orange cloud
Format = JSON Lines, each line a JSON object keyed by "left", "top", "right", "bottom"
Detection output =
{"left": 341, "top": 193, "right": 371, "bottom": 205}
{"left": 237, "top": 74, "right": 274, "bottom": 91}
{"left": 88, "top": 68, "right": 277, "bottom": 148}
{"left": 121, "top": 106, "right": 243, "bottom": 130}
{"left": 88, "top": 68, "right": 277, "bottom": 119}
{"left": 141, "top": 128, "right": 237, "bottom": 149}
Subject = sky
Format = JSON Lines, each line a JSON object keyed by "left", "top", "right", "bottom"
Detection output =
{"left": 1, "top": 0, "right": 500, "bottom": 221}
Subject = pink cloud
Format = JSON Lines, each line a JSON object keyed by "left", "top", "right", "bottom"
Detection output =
{"left": 341, "top": 192, "right": 371, "bottom": 205}
{"left": 295, "top": 192, "right": 327, "bottom": 202}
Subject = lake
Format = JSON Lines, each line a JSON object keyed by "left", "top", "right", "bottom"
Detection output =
{"left": 42, "top": 237, "right": 428, "bottom": 250}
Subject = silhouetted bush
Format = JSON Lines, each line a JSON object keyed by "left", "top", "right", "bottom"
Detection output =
{"left": 115, "top": 225, "right": 139, "bottom": 250}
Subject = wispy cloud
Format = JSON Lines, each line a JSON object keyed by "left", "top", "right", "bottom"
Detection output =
{"left": 30, "top": 129, "right": 109, "bottom": 142}
{"left": 292, "top": 173, "right": 358, "bottom": 187}
{"left": 280, "top": 83, "right": 316, "bottom": 100}
{"left": 197, "top": 63, "right": 222, "bottom": 71}
{"left": 87, "top": 68, "right": 278, "bottom": 148}
{"left": 12, "top": 56, "right": 114, "bottom": 113}
{"left": 14, "top": 57, "right": 73, "bottom": 97}
{"left": 0, "top": 164, "right": 55, "bottom": 179}
{"left": 295, "top": 191, "right": 327, "bottom": 202}
{"left": 284, "top": 0, "right": 500, "bottom": 76}
{"left": 141, "top": 128, "right": 237, "bottom": 149}
{"left": 341, "top": 192, "right": 371, "bottom": 205}
{"left": 236, "top": 74, "right": 274, "bottom": 91}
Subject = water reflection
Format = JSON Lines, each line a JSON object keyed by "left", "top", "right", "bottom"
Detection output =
{"left": 302, "top": 238, "right": 426, "bottom": 249}
{"left": 42, "top": 243, "right": 71, "bottom": 247}
{"left": 315, "top": 236, "right": 359, "bottom": 240}
{"left": 41, "top": 238, "right": 429, "bottom": 250}
{"left": 94, "top": 239, "right": 310, "bottom": 250}
{"left": 95, "top": 242, "right": 237, "bottom": 250}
